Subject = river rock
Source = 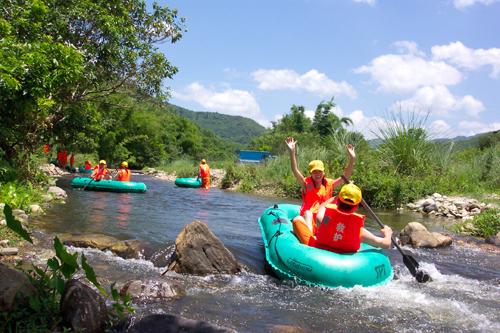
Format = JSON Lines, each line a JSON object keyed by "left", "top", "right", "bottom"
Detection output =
{"left": 399, "top": 222, "right": 453, "bottom": 248}
{"left": 48, "top": 186, "right": 67, "bottom": 199}
{"left": 0, "top": 247, "right": 19, "bottom": 256}
{"left": 60, "top": 233, "right": 143, "bottom": 259}
{"left": 485, "top": 232, "right": 500, "bottom": 246}
{"left": 119, "top": 279, "right": 182, "bottom": 300}
{"left": 168, "top": 220, "right": 241, "bottom": 275}
{"left": 29, "top": 204, "right": 44, "bottom": 215}
{"left": 0, "top": 263, "right": 37, "bottom": 312}
{"left": 126, "top": 313, "right": 236, "bottom": 333}
{"left": 60, "top": 279, "right": 108, "bottom": 333}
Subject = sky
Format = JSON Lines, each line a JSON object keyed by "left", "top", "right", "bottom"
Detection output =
{"left": 153, "top": 0, "right": 500, "bottom": 139}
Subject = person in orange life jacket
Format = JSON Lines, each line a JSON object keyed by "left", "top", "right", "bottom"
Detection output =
{"left": 285, "top": 136, "right": 356, "bottom": 234}
{"left": 116, "top": 161, "right": 131, "bottom": 182}
{"left": 91, "top": 160, "right": 112, "bottom": 181}
{"left": 69, "top": 153, "right": 75, "bottom": 169}
{"left": 198, "top": 159, "right": 210, "bottom": 189}
{"left": 84, "top": 160, "right": 92, "bottom": 170}
{"left": 293, "top": 183, "right": 393, "bottom": 252}
{"left": 62, "top": 150, "right": 68, "bottom": 168}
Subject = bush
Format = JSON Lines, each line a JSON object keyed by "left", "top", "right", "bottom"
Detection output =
{"left": 472, "top": 208, "right": 500, "bottom": 237}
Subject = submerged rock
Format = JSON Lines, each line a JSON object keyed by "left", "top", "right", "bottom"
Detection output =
{"left": 126, "top": 313, "right": 236, "bottom": 333}
{"left": 60, "top": 233, "right": 144, "bottom": 259}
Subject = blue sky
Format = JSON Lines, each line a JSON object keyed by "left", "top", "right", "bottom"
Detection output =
{"left": 154, "top": 0, "right": 500, "bottom": 139}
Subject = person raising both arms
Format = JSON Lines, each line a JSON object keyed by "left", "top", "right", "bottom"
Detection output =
{"left": 293, "top": 182, "right": 393, "bottom": 252}
{"left": 91, "top": 160, "right": 112, "bottom": 181}
{"left": 116, "top": 161, "right": 131, "bottom": 182}
{"left": 285, "top": 136, "right": 356, "bottom": 235}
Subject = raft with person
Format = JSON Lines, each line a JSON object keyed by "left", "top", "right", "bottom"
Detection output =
{"left": 71, "top": 177, "right": 147, "bottom": 193}
{"left": 258, "top": 203, "right": 394, "bottom": 288}
{"left": 77, "top": 166, "right": 93, "bottom": 174}
{"left": 174, "top": 177, "right": 202, "bottom": 188}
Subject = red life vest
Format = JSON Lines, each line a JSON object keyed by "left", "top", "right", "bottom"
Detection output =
{"left": 199, "top": 164, "right": 210, "bottom": 178}
{"left": 116, "top": 169, "right": 131, "bottom": 182}
{"left": 300, "top": 176, "right": 334, "bottom": 216}
{"left": 315, "top": 199, "right": 365, "bottom": 253}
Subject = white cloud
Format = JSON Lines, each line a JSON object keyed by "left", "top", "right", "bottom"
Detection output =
{"left": 453, "top": 0, "right": 500, "bottom": 10}
{"left": 432, "top": 41, "right": 500, "bottom": 78}
{"left": 355, "top": 54, "right": 462, "bottom": 93}
{"left": 458, "top": 121, "right": 500, "bottom": 136}
{"left": 428, "top": 120, "right": 453, "bottom": 138}
{"left": 394, "top": 85, "right": 485, "bottom": 117}
{"left": 172, "top": 82, "right": 266, "bottom": 123}
{"left": 252, "top": 69, "right": 357, "bottom": 98}
{"left": 343, "top": 109, "right": 388, "bottom": 139}
{"left": 393, "top": 41, "right": 426, "bottom": 57}
{"left": 353, "top": 0, "right": 376, "bottom": 5}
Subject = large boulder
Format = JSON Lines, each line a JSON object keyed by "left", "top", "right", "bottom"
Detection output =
{"left": 126, "top": 313, "right": 236, "bottom": 333}
{"left": 60, "top": 279, "right": 108, "bottom": 333}
{"left": 0, "top": 263, "right": 37, "bottom": 312}
{"left": 399, "top": 222, "right": 453, "bottom": 248}
{"left": 168, "top": 221, "right": 241, "bottom": 275}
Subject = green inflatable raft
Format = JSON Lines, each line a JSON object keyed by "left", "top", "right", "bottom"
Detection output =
{"left": 71, "top": 177, "right": 147, "bottom": 193}
{"left": 174, "top": 177, "right": 202, "bottom": 188}
{"left": 258, "top": 204, "right": 393, "bottom": 288}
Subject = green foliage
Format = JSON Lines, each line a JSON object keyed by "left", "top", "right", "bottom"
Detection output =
{"left": 373, "top": 111, "right": 432, "bottom": 175}
{"left": 1, "top": 0, "right": 185, "bottom": 177}
{"left": 0, "top": 181, "right": 45, "bottom": 211}
{"left": 2, "top": 203, "right": 134, "bottom": 331}
{"left": 168, "top": 104, "right": 266, "bottom": 146}
{"left": 471, "top": 208, "right": 500, "bottom": 237}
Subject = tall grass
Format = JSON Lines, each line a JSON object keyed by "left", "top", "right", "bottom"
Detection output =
{"left": 373, "top": 111, "right": 432, "bottom": 175}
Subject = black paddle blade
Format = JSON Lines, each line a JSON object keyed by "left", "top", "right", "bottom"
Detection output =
{"left": 402, "top": 252, "right": 431, "bottom": 283}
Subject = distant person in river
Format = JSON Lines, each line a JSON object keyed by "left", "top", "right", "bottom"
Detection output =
{"left": 198, "top": 159, "right": 211, "bottom": 189}
{"left": 116, "top": 161, "right": 131, "bottom": 182}
{"left": 294, "top": 182, "right": 393, "bottom": 253}
{"left": 84, "top": 160, "right": 92, "bottom": 171}
{"left": 92, "top": 160, "right": 112, "bottom": 181}
{"left": 69, "top": 153, "right": 75, "bottom": 170}
{"left": 285, "top": 136, "right": 356, "bottom": 234}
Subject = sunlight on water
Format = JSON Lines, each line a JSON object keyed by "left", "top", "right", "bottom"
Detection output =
{"left": 35, "top": 175, "right": 500, "bottom": 332}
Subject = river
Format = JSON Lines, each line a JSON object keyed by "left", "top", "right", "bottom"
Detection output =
{"left": 33, "top": 175, "right": 500, "bottom": 332}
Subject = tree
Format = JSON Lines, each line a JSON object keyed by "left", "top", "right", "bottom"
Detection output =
{"left": 312, "top": 97, "right": 352, "bottom": 137}
{"left": 0, "top": 0, "right": 185, "bottom": 175}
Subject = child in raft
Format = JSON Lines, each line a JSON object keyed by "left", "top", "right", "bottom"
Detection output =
{"left": 293, "top": 182, "right": 393, "bottom": 253}
{"left": 285, "top": 136, "right": 356, "bottom": 234}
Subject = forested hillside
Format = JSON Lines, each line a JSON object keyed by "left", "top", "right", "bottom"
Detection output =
{"left": 167, "top": 104, "right": 267, "bottom": 145}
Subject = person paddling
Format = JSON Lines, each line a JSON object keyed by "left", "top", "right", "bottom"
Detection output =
{"left": 116, "top": 161, "right": 131, "bottom": 182}
{"left": 285, "top": 136, "right": 356, "bottom": 234}
{"left": 91, "top": 160, "right": 112, "bottom": 181}
{"left": 294, "top": 182, "right": 393, "bottom": 252}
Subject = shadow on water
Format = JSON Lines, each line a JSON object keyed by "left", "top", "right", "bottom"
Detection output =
{"left": 33, "top": 175, "right": 500, "bottom": 332}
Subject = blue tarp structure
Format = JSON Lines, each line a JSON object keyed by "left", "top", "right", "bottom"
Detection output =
{"left": 239, "top": 150, "right": 272, "bottom": 163}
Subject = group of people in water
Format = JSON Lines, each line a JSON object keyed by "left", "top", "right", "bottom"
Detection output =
{"left": 285, "top": 137, "right": 393, "bottom": 254}
{"left": 84, "top": 160, "right": 131, "bottom": 182}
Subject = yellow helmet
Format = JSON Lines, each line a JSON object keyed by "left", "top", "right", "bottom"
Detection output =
{"left": 339, "top": 183, "right": 362, "bottom": 206}
{"left": 308, "top": 160, "right": 324, "bottom": 173}
{"left": 201, "top": 159, "right": 207, "bottom": 164}
{"left": 99, "top": 160, "right": 106, "bottom": 165}
{"left": 121, "top": 161, "right": 128, "bottom": 168}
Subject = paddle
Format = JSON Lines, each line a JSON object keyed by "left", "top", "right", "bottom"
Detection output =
{"left": 81, "top": 176, "right": 96, "bottom": 191}
{"left": 341, "top": 175, "right": 431, "bottom": 283}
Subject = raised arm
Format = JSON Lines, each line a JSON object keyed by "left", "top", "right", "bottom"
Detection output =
{"left": 285, "top": 137, "right": 306, "bottom": 188}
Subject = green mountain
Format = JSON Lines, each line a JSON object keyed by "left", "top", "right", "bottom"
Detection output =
{"left": 166, "top": 104, "right": 267, "bottom": 145}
